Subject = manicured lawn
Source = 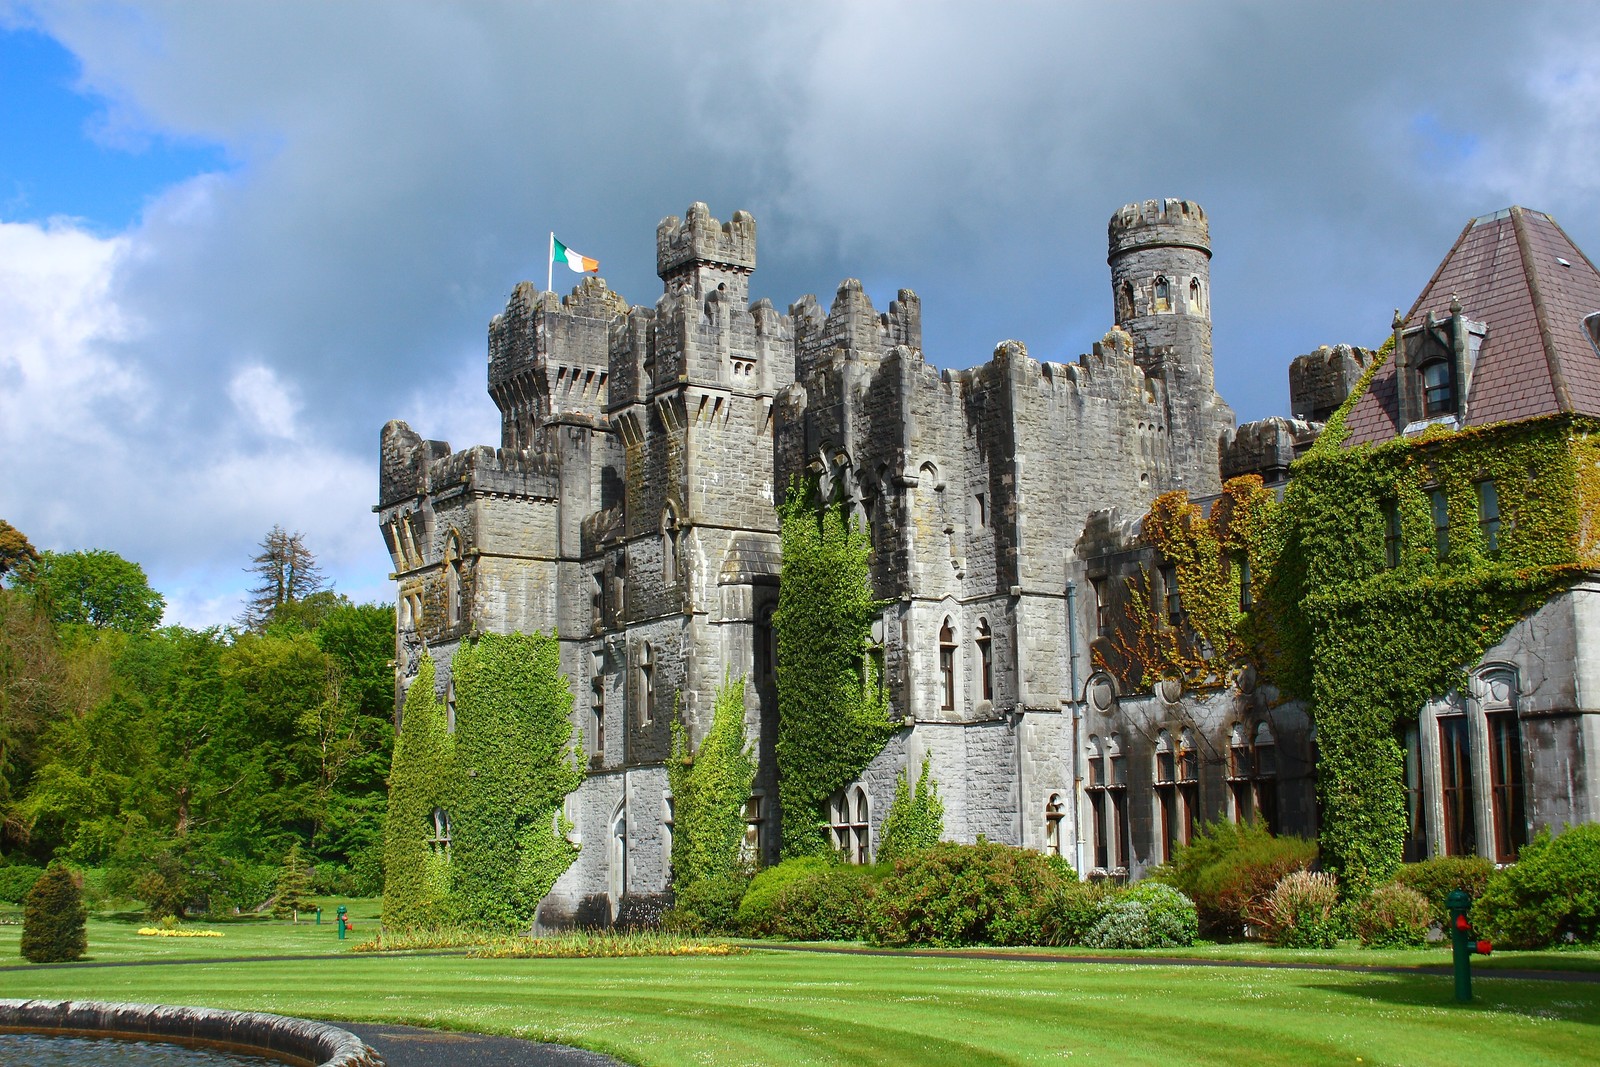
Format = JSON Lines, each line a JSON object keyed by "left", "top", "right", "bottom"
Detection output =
{"left": 3, "top": 921, "right": 1597, "bottom": 1066}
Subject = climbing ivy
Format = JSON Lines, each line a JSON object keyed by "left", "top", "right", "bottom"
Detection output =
{"left": 877, "top": 756, "right": 944, "bottom": 863}
{"left": 449, "top": 632, "right": 582, "bottom": 931}
{"left": 381, "top": 656, "right": 454, "bottom": 929}
{"left": 773, "top": 481, "right": 897, "bottom": 859}
{"left": 667, "top": 677, "right": 756, "bottom": 893}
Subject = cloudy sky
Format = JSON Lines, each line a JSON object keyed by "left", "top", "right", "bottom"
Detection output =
{"left": 3, "top": 1, "right": 1599, "bottom": 626}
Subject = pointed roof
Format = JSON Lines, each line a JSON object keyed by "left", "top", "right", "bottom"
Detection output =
{"left": 1341, "top": 207, "right": 1600, "bottom": 445}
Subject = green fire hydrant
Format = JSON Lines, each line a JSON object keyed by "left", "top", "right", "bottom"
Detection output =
{"left": 336, "top": 904, "right": 348, "bottom": 941}
{"left": 1446, "top": 889, "right": 1492, "bottom": 1002}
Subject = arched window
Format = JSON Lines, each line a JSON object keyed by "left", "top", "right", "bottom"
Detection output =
{"left": 445, "top": 534, "right": 464, "bottom": 628}
{"left": 1119, "top": 281, "right": 1135, "bottom": 320}
{"left": 662, "top": 794, "right": 675, "bottom": 873}
{"left": 742, "top": 794, "right": 765, "bottom": 863}
{"left": 1154, "top": 730, "right": 1178, "bottom": 862}
{"left": 939, "top": 617, "right": 956, "bottom": 710}
{"left": 1189, "top": 277, "right": 1203, "bottom": 314}
{"left": 1178, "top": 728, "right": 1199, "bottom": 845}
{"left": 637, "top": 642, "right": 654, "bottom": 727}
{"left": 661, "top": 508, "right": 680, "bottom": 585}
{"left": 1045, "top": 793, "right": 1065, "bottom": 857}
{"left": 828, "top": 786, "right": 870, "bottom": 864}
{"left": 1228, "top": 721, "right": 1278, "bottom": 833}
{"left": 1420, "top": 359, "right": 1453, "bottom": 417}
{"left": 975, "top": 618, "right": 993, "bottom": 703}
{"left": 1106, "top": 733, "right": 1129, "bottom": 870}
{"left": 1086, "top": 735, "right": 1108, "bottom": 870}
{"left": 445, "top": 679, "right": 456, "bottom": 734}
{"left": 1254, "top": 722, "right": 1278, "bottom": 834}
{"left": 609, "top": 804, "right": 627, "bottom": 903}
{"left": 1154, "top": 276, "right": 1171, "bottom": 313}
{"left": 427, "top": 807, "right": 452, "bottom": 859}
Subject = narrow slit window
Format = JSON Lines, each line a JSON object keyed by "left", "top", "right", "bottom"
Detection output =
{"left": 939, "top": 618, "right": 956, "bottom": 710}
{"left": 1384, "top": 501, "right": 1402, "bottom": 569}
{"left": 975, "top": 618, "right": 993, "bottom": 702}
{"left": 1477, "top": 480, "right": 1500, "bottom": 553}
{"left": 1429, "top": 488, "right": 1450, "bottom": 559}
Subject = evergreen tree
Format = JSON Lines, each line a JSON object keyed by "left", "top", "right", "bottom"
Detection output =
{"left": 272, "top": 842, "right": 314, "bottom": 921}
{"left": 877, "top": 756, "right": 945, "bottom": 863}
{"left": 20, "top": 861, "right": 86, "bottom": 962}
{"left": 240, "top": 526, "right": 328, "bottom": 632}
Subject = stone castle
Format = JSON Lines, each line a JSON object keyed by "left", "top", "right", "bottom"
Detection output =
{"left": 379, "top": 199, "right": 1600, "bottom": 924}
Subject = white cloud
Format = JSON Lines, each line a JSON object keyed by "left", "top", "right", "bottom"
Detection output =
{"left": 228, "top": 364, "right": 300, "bottom": 439}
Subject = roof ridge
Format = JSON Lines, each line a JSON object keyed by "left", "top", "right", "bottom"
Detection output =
{"left": 1511, "top": 206, "right": 1574, "bottom": 412}
{"left": 1405, "top": 219, "right": 1472, "bottom": 323}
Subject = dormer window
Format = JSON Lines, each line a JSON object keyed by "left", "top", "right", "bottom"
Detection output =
{"left": 1419, "top": 358, "right": 1454, "bottom": 417}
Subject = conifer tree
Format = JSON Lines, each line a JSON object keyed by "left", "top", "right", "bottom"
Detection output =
{"left": 20, "top": 861, "right": 86, "bottom": 963}
{"left": 667, "top": 678, "right": 756, "bottom": 893}
{"left": 877, "top": 756, "right": 945, "bottom": 863}
{"left": 272, "top": 842, "right": 314, "bottom": 921}
{"left": 240, "top": 526, "right": 328, "bottom": 631}
{"left": 382, "top": 657, "right": 454, "bottom": 929}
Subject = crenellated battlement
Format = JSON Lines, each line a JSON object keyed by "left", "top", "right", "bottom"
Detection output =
{"left": 1108, "top": 198, "right": 1211, "bottom": 259}
{"left": 656, "top": 202, "right": 757, "bottom": 278}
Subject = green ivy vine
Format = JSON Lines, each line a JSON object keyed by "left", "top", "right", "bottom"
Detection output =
{"left": 876, "top": 755, "right": 944, "bottom": 863}
{"left": 667, "top": 676, "right": 756, "bottom": 893}
{"left": 381, "top": 655, "right": 454, "bottom": 929}
{"left": 773, "top": 481, "right": 896, "bottom": 859}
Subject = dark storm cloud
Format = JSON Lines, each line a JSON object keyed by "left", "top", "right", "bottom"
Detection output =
{"left": 4, "top": 0, "right": 1597, "bottom": 623}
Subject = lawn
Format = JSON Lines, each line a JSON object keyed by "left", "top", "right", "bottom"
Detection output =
{"left": 3, "top": 909, "right": 1598, "bottom": 1066}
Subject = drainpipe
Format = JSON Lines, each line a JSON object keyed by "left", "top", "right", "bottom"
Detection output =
{"left": 1066, "top": 580, "right": 1085, "bottom": 879}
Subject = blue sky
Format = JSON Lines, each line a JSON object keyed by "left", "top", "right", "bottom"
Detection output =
{"left": 2, "top": 1, "right": 1599, "bottom": 627}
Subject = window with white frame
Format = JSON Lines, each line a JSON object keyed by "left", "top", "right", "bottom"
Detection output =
{"left": 828, "top": 785, "right": 871, "bottom": 864}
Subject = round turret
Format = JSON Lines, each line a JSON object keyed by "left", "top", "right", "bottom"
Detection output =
{"left": 1107, "top": 198, "right": 1210, "bottom": 260}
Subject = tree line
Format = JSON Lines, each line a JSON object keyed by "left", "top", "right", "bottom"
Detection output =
{"left": 0, "top": 519, "right": 395, "bottom": 915}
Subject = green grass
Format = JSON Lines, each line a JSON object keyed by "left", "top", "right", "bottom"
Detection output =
{"left": 3, "top": 918, "right": 1598, "bottom": 1066}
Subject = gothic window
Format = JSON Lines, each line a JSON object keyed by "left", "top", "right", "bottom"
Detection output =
{"left": 1439, "top": 714, "right": 1476, "bottom": 856}
{"left": 637, "top": 642, "right": 655, "bottom": 727}
{"left": 661, "top": 508, "right": 681, "bottom": 584}
{"left": 611, "top": 555, "right": 627, "bottom": 620}
{"left": 975, "top": 618, "right": 993, "bottom": 703}
{"left": 1155, "top": 730, "right": 1179, "bottom": 862}
{"left": 1107, "top": 733, "right": 1129, "bottom": 870}
{"left": 590, "top": 573, "right": 604, "bottom": 631}
{"left": 1189, "top": 277, "right": 1203, "bottom": 314}
{"left": 742, "top": 795, "right": 765, "bottom": 863}
{"left": 1253, "top": 722, "right": 1278, "bottom": 834}
{"left": 1045, "top": 793, "right": 1065, "bottom": 857}
{"left": 426, "top": 807, "right": 452, "bottom": 858}
{"left": 1429, "top": 487, "right": 1450, "bottom": 558}
{"left": 939, "top": 617, "right": 956, "bottom": 711}
{"left": 1228, "top": 722, "right": 1257, "bottom": 825}
{"left": 662, "top": 795, "right": 675, "bottom": 872}
{"left": 591, "top": 679, "right": 605, "bottom": 758}
{"left": 609, "top": 804, "right": 627, "bottom": 902}
{"left": 1119, "top": 281, "right": 1135, "bottom": 320}
{"left": 1154, "top": 276, "right": 1171, "bottom": 313}
{"left": 1420, "top": 358, "right": 1454, "bottom": 417}
{"left": 1401, "top": 721, "right": 1427, "bottom": 862}
{"left": 1477, "top": 480, "right": 1501, "bottom": 553}
{"left": 445, "top": 679, "right": 456, "bottom": 734}
{"left": 1487, "top": 708, "right": 1526, "bottom": 862}
{"left": 1178, "top": 728, "right": 1199, "bottom": 847}
{"left": 1384, "top": 501, "right": 1403, "bottom": 569}
{"left": 828, "top": 786, "right": 871, "bottom": 864}
{"left": 1086, "top": 736, "right": 1109, "bottom": 870}
{"left": 445, "top": 534, "right": 464, "bottom": 628}
{"left": 398, "top": 593, "right": 412, "bottom": 630}
{"left": 1161, "top": 564, "right": 1182, "bottom": 626}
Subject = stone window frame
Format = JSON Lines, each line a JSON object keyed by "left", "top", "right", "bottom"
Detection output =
{"left": 974, "top": 617, "right": 993, "bottom": 704}
{"left": 827, "top": 785, "right": 871, "bottom": 865}
{"left": 1085, "top": 732, "right": 1129, "bottom": 875}
{"left": 609, "top": 801, "right": 628, "bottom": 903}
{"left": 636, "top": 641, "right": 655, "bottom": 728}
{"left": 1044, "top": 792, "right": 1065, "bottom": 857}
{"left": 741, "top": 792, "right": 765, "bottom": 863}
{"left": 1227, "top": 720, "right": 1279, "bottom": 833}
{"left": 1153, "top": 275, "right": 1172, "bottom": 313}
{"left": 444, "top": 531, "right": 464, "bottom": 629}
{"left": 1420, "top": 664, "right": 1529, "bottom": 863}
{"left": 661, "top": 504, "right": 682, "bottom": 585}
{"left": 1188, "top": 276, "right": 1204, "bottom": 315}
{"left": 445, "top": 679, "right": 456, "bottom": 734}
{"left": 1419, "top": 357, "right": 1454, "bottom": 418}
{"left": 426, "top": 807, "right": 452, "bottom": 859}
{"left": 938, "top": 617, "right": 957, "bottom": 711}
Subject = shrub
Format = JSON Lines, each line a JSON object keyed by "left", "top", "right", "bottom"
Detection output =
{"left": 1475, "top": 825, "right": 1600, "bottom": 949}
{"left": 1040, "top": 878, "right": 1121, "bottom": 947}
{"left": 1389, "top": 855, "right": 1494, "bottom": 925}
{"left": 1260, "top": 870, "right": 1340, "bottom": 948}
{"left": 0, "top": 864, "right": 44, "bottom": 904}
{"left": 868, "top": 840, "right": 1073, "bottom": 947}
{"left": 737, "top": 857, "right": 837, "bottom": 935}
{"left": 1356, "top": 883, "right": 1432, "bottom": 948}
{"left": 761, "top": 864, "right": 880, "bottom": 941}
{"left": 661, "top": 871, "right": 748, "bottom": 935}
{"left": 21, "top": 862, "right": 87, "bottom": 963}
{"left": 1156, "top": 820, "right": 1317, "bottom": 937}
{"left": 1083, "top": 882, "right": 1198, "bottom": 949}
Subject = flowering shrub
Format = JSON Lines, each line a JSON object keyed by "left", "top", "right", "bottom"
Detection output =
{"left": 1082, "top": 882, "right": 1198, "bottom": 949}
{"left": 1355, "top": 883, "right": 1431, "bottom": 948}
{"left": 1261, "top": 870, "right": 1340, "bottom": 948}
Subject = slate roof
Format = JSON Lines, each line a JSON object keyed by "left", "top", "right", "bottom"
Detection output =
{"left": 1341, "top": 207, "right": 1600, "bottom": 445}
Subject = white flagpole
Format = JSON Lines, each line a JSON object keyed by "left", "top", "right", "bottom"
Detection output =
{"left": 547, "top": 232, "right": 555, "bottom": 294}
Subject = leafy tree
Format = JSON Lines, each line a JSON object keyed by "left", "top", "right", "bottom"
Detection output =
{"left": 382, "top": 657, "right": 454, "bottom": 929}
{"left": 667, "top": 678, "right": 756, "bottom": 894}
{"left": 10, "top": 549, "right": 164, "bottom": 633}
{"left": 272, "top": 842, "right": 314, "bottom": 921}
{"left": 0, "top": 519, "right": 38, "bottom": 576}
{"left": 450, "top": 632, "right": 581, "bottom": 931}
{"left": 877, "top": 756, "right": 944, "bottom": 863}
{"left": 20, "top": 861, "right": 86, "bottom": 962}
{"left": 240, "top": 526, "right": 328, "bottom": 631}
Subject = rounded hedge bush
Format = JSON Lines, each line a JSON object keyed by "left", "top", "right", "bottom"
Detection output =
{"left": 20, "top": 862, "right": 87, "bottom": 963}
{"left": 1389, "top": 855, "right": 1494, "bottom": 925}
{"left": 762, "top": 864, "right": 879, "bottom": 941}
{"left": 736, "top": 857, "right": 837, "bottom": 935}
{"left": 1475, "top": 825, "right": 1600, "bottom": 949}
{"left": 1356, "top": 882, "right": 1432, "bottom": 948}
{"left": 0, "top": 864, "right": 44, "bottom": 905}
{"left": 1040, "top": 878, "right": 1121, "bottom": 947}
{"left": 868, "top": 840, "right": 1073, "bottom": 947}
{"left": 661, "top": 871, "right": 747, "bottom": 935}
{"left": 1084, "top": 882, "right": 1198, "bottom": 949}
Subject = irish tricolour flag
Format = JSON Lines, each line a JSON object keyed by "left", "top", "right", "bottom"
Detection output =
{"left": 552, "top": 236, "right": 599, "bottom": 274}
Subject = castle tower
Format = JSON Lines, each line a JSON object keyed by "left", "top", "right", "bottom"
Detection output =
{"left": 1108, "top": 198, "right": 1228, "bottom": 493}
{"left": 656, "top": 202, "right": 756, "bottom": 307}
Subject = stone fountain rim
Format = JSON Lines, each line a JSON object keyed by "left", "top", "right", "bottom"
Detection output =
{"left": 0, "top": 998, "right": 382, "bottom": 1067}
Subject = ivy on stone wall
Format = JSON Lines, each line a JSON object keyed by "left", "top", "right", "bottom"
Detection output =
{"left": 876, "top": 756, "right": 944, "bottom": 863}
{"left": 666, "top": 677, "right": 756, "bottom": 893}
{"left": 449, "top": 631, "right": 582, "bottom": 931}
{"left": 381, "top": 656, "right": 454, "bottom": 929}
{"left": 774, "top": 481, "right": 897, "bottom": 859}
